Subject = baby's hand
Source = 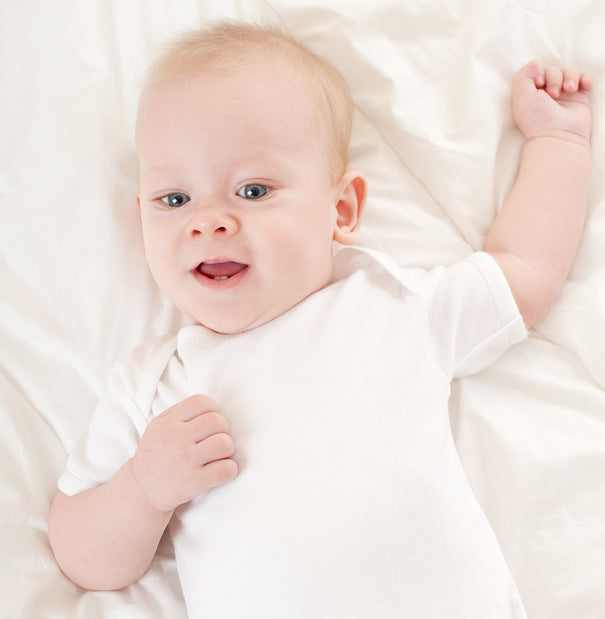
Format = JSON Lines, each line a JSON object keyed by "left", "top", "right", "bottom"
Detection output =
{"left": 512, "top": 60, "right": 592, "bottom": 145}
{"left": 132, "top": 395, "right": 238, "bottom": 512}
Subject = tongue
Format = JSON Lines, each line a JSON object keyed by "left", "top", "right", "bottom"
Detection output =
{"left": 199, "top": 261, "right": 247, "bottom": 279}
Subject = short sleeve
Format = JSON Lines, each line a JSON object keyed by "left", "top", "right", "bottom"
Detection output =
{"left": 57, "top": 334, "right": 178, "bottom": 496}
{"left": 333, "top": 246, "right": 527, "bottom": 380}
{"left": 424, "top": 252, "right": 527, "bottom": 378}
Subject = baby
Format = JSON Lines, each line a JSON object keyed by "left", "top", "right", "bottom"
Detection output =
{"left": 48, "top": 21, "right": 592, "bottom": 619}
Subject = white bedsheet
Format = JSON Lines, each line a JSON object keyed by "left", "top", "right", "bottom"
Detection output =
{"left": 1, "top": 1, "right": 604, "bottom": 617}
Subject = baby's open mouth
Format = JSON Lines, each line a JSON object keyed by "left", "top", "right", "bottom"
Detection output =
{"left": 197, "top": 261, "right": 248, "bottom": 281}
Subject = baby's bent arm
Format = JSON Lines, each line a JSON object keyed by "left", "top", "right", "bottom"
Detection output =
{"left": 49, "top": 394, "right": 237, "bottom": 590}
{"left": 484, "top": 62, "right": 592, "bottom": 327}
{"left": 49, "top": 460, "right": 173, "bottom": 590}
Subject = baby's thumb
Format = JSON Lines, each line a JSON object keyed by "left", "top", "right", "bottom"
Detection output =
{"left": 517, "top": 60, "right": 545, "bottom": 91}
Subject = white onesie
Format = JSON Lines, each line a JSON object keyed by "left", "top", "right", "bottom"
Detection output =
{"left": 59, "top": 247, "right": 528, "bottom": 618}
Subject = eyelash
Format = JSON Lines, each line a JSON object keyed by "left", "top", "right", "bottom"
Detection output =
{"left": 236, "top": 184, "right": 270, "bottom": 200}
{"left": 160, "top": 184, "right": 271, "bottom": 208}
{"left": 161, "top": 193, "right": 190, "bottom": 207}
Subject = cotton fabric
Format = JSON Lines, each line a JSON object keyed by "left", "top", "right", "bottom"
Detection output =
{"left": 60, "top": 247, "right": 527, "bottom": 618}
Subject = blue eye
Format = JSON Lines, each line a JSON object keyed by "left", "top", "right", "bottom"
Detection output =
{"left": 237, "top": 184, "right": 269, "bottom": 200}
{"left": 161, "top": 193, "right": 190, "bottom": 207}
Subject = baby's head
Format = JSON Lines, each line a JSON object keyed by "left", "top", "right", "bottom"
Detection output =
{"left": 136, "top": 21, "right": 367, "bottom": 334}
{"left": 142, "top": 21, "right": 353, "bottom": 182}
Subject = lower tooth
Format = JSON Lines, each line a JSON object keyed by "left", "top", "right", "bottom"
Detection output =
{"left": 214, "top": 276, "right": 228, "bottom": 280}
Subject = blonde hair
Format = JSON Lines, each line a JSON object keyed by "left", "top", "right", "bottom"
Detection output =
{"left": 142, "top": 21, "right": 354, "bottom": 180}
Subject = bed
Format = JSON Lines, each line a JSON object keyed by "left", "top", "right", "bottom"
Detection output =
{"left": 2, "top": 1, "right": 604, "bottom": 617}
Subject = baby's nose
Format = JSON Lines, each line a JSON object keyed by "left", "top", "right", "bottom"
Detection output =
{"left": 187, "top": 206, "right": 240, "bottom": 237}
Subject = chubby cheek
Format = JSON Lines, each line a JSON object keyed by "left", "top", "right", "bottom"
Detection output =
{"left": 140, "top": 225, "right": 178, "bottom": 287}
{"left": 276, "top": 227, "right": 334, "bottom": 291}
{"left": 141, "top": 214, "right": 176, "bottom": 257}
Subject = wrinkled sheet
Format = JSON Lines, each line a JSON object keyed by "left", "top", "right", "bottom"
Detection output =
{"left": 1, "top": 1, "right": 604, "bottom": 617}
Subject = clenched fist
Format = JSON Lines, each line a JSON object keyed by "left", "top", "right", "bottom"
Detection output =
{"left": 512, "top": 60, "right": 592, "bottom": 145}
{"left": 131, "top": 394, "right": 238, "bottom": 512}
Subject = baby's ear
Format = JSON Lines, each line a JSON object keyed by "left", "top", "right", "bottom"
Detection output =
{"left": 333, "top": 171, "right": 367, "bottom": 245}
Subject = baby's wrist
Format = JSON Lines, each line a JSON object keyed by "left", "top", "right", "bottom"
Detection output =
{"left": 525, "top": 129, "right": 591, "bottom": 150}
{"left": 127, "top": 457, "right": 175, "bottom": 515}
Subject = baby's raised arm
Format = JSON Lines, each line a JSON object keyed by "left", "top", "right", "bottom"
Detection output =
{"left": 48, "top": 395, "right": 237, "bottom": 590}
{"left": 484, "top": 60, "right": 593, "bottom": 326}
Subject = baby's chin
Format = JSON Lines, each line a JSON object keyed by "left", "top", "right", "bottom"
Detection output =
{"left": 190, "top": 309, "right": 282, "bottom": 336}
{"left": 184, "top": 276, "right": 333, "bottom": 335}
{"left": 189, "top": 298, "right": 310, "bottom": 335}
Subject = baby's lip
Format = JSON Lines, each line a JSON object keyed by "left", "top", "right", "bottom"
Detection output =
{"left": 196, "top": 260, "right": 249, "bottom": 281}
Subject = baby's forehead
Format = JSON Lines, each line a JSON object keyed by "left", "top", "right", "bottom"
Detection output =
{"left": 141, "top": 58, "right": 308, "bottom": 106}
{"left": 138, "top": 57, "right": 322, "bottom": 132}
{"left": 138, "top": 35, "right": 351, "bottom": 179}
{"left": 136, "top": 64, "right": 325, "bottom": 152}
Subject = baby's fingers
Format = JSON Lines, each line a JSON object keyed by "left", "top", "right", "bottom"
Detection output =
{"left": 196, "top": 432, "right": 236, "bottom": 466}
{"left": 579, "top": 72, "right": 593, "bottom": 92}
{"left": 544, "top": 65, "right": 592, "bottom": 97}
{"left": 516, "top": 59, "right": 544, "bottom": 91}
{"left": 562, "top": 67, "right": 580, "bottom": 93}
{"left": 196, "top": 458, "right": 239, "bottom": 493}
{"left": 544, "top": 65, "right": 564, "bottom": 97}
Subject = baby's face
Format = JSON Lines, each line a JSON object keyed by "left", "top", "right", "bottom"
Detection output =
{"left": 136, "top": 67, "right": 345, "bottom": 333}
